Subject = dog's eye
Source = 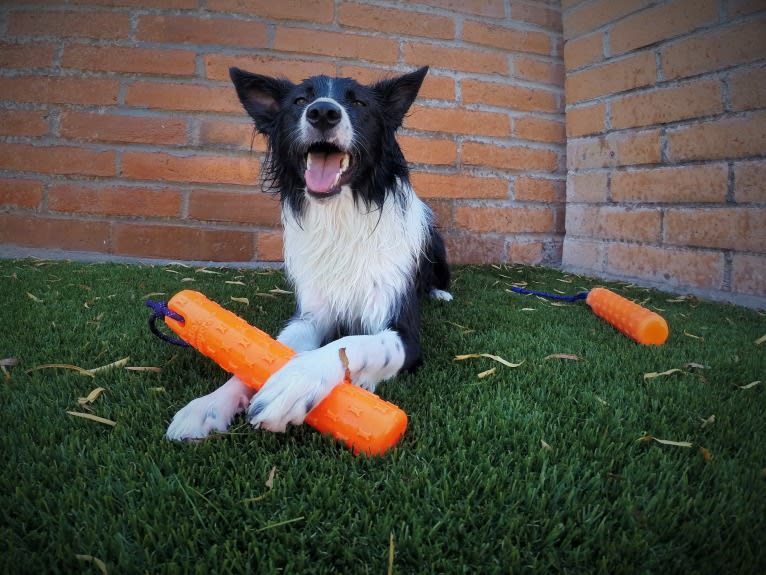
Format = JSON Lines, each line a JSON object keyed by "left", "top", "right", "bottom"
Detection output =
{"left": 294, "top": 97, "right": 307, "bottom": 106}
{"left": 352, "top": 99, "right": 366, "bottom": 107}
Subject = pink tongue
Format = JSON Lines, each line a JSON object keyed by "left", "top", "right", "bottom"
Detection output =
{"left": 305, "top": 151, "right": 345, "bottom": 194}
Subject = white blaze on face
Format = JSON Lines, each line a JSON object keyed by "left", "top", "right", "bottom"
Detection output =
{"left": 299, "top": 96, "right": 354, "bottom": 195}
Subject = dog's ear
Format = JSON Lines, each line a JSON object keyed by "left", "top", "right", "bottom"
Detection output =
{"left": 372, "top": 66, "right": 429, "bottom": 128}
{"left": 229, "top": 67, "right": 294, "bottom": 134}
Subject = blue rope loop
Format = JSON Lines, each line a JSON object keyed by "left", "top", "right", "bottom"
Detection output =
{"left": 509, "top": 286, "right": 590, "bottom": 303}
{"left": 145, "top": 299, "right": 190, "bottom": 347}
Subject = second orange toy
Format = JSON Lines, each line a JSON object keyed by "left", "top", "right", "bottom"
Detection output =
{"left": 152, "top": 290, "right": 408, "bottom": 455}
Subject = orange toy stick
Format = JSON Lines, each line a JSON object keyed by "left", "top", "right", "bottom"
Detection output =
{"left": 586, "top": 287, "right": 669, "bottom": 345}
{"left": 161, "top": 290, "right": 408, "bottom": 455}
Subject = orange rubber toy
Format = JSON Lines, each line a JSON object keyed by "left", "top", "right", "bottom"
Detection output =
{"left": 586, "top": 287, "right": 669, "bottom": 345}
{"left": 161, "top": 290, "right": 408, "bottom": 455}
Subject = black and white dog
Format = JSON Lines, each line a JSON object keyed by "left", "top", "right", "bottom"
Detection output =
{"left": 166, "top": 66, "right": 451, "bottom": 440}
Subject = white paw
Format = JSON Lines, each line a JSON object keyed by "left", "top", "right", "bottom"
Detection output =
{"left": 430, "top": 289, "right": 453, "bottom": 301}
{"left": 166, "top": 378, "right": 252, "bottom": 441}
{"left": 247, "top": 348, "right": 344, "bottom": 433}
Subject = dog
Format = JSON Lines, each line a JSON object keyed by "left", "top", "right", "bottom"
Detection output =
{"left": 166, "top": 66, "right": 451, "bottom": 441}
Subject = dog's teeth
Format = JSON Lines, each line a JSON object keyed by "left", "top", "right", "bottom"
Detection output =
{"left": 306, "top": 154, "right": 312, "bottom": 170}
{"left": 340, "top": 154, "right": 350, "bottom": 173}
{"left": 333, "top": 171, "right": 342, "bottom": 187}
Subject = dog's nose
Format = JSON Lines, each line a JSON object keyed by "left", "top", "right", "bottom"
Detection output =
{"left": 306, "top": 101, "right": 342, "bottom": 131}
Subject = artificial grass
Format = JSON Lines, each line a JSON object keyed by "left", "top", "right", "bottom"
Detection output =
{"left": 1, "top": 258, "right": 764, "bottom": 574}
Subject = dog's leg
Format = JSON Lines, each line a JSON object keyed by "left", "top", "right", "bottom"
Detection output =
{"left": 165, "top": 376, "right": 254, "bottom": 441}
{"left": 247, "top": 329, "right": 408, "bottom": 432}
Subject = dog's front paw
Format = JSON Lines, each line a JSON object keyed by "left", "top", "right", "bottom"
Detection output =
{"left": 430, "top": 288, "right": 453, "bottom": 301}
{"left": 166, "top": 378, "right": 251, "bottom": 441}
{"left": 247, "top": 349, "right": 344, "bottom": 433}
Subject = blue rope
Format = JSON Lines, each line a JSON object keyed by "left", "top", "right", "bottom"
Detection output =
{"left": 145, "top": 299, "right": 190, "bottom": 347}
{"left": 508, "top": 286, "right": 589, "bottom": 303}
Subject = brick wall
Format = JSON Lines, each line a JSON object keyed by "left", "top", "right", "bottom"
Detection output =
{"left": 561, "top": 0, "right": 765, "bottom": 307}
{"left": 2, "top": 1, "right": 764, "bottom": 307}
{"left": 0, "top": 0, "right": 566, "bottom": 265}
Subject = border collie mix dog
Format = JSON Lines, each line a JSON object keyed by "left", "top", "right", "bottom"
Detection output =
{"left": 166, "top": 66, "right": 451, "bottom": 441}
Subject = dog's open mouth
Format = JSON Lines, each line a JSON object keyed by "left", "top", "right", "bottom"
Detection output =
{"left": 304, "top": 143, "right": 352, "bottom": 196}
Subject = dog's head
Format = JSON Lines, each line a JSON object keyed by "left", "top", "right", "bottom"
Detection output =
{"left": 230, "top": 66, "right": 428, "bottom": 214}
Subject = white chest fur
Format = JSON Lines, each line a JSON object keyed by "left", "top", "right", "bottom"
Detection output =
{"left": 282, "top": 184, "right": 430, "bottom": 335}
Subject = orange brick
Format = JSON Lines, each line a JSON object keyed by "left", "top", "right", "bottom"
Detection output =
{"left": 206, "top": 0, "right": 334, "bottom": 23}
{"left": 734, "top": 161, "right": 766, "bottom": 203}
{"left": 611, "top": 80, "right": 723, "bottom": 130}
{"left": 339, "top": 3, "right": 454, "bottom": 39}
{"left": 205, "top": 55, "right": 335, "bottom": 83}
{"left": 62, "top": 45, "right": 196, "bottom": 76}
{"left": 567, "top": 130, "right": 661, "bottom": 169}
{"left": 566, "top": 102, "right": 605, "bottom": 137}
{"left": 508, "top": 241, "right": 546, "bottom": 265}
{"left": 563, "top": 0, "right": 653, "bottom": 39}
{"left": 0, "top": 214, "right": 111, "bottom": 252}
{"left": 566, "top": 205, "right": 661, "bottom": 242}
{"left": 664, "top": 208, "right": 766, "bottom": 252}
{"left": 60, "top": 112, "right": 187, "bottom": 145}
{"left": 257, "top": 231, "right": 284, "bottom": 262}
{"left": 515, "top": 116, "right": 565, "bottom": 143}
{"left": 662, "top": 17, "right": 766, "bottom": 80}
{"left": 188, "top": 190, "right": 281, "bottom": 226}
{"left": 513, "top": 56, "right": 565, "bottom": 86}
{"left": 510, "top": 2, "right": 561, "bottom": 31}
{"left": 122, "top": 152, "right": 259, "bottom": 186}
{"left": 125, "top": 82, "right": 240, "bottom": 113}
{"left": 611, "top": 164, "right": 728, "bottom": 203}
{"left": 732, "top": 254, "right": 766, "bottom": 297}
{"left": 274, "top": 28, "right": 398, "bottom": 64}
{"left": 0, "top": 76, "right": 118, "bottom": 106}
{"left": 463, "top": 142, "right": 559, "bottom": 172}
{"left": 462, "top": 80, "right": 558, "bottom": 113}
{"left": 198, "top": 119, "right": 267, "bottom": 152}
{"left": 410, "top": 172, "right": 508, "bottom": 200}
{"left": 607, "top": 243, "right": 724, "bottom": 290}
{"left": 398, "top": 135, "right": 457, "bottom": 166}
{"left": 67, "top": 0, "right": 197, "bottom": 7}
{"left": 444, "top": 234, "right": 506, "bottom": 264}
{"left": 515, "top": 177, "right": 564, "bottom": 202}
{"left": 0, "top": 178, "right": 44, "bottom": 209}
{"left": 667, "top": 111, "right": 766, "bottom": 161}
{"left": 425, "top": 200, "right": 453, "bottom": 230}
{"left": 404, "top": 105, "right": 510, "bottom": 137}
{"left": 566, "top": 171, "right": 608, "bottom": 203}
{"left": 455, "top": 206, "right": 554, "bottom": 233}
{"left": 112, "top": 222, "right": 256, "bottom": 261}
{"left": 610, "top": 0, "right": 718, "bottom": 56}
{"left": 137, "top": 15, "right": 268, "bottom": 48}
{"left": 0, "top": 143, "right": 115, "bottom": 177}
{"left": 729, "top": 66, "right": 766, "bottom": 112}
{"left": 416, "top": 0, "right": 504, "bottom": 18}
{"left": 562, "top": 237, "right": 606, "bottom": 272}
{"left": 0, "top": 109, "right": 48, "bottom": 137}
{"left": 48, "top": 184, "right": 182, "bottom": 217}
{"left": 566, "top": 52, "right": 656, "bottom": 104}
{"left": 404, "top": 42, "right": 508, "bottom": 75}
{"left": 462, "top": 21, "right": 551, "bottom": 56}
{"left": 8, "top": 10, "right": 130, "bottom": 39}
{"left": 0, "top": 41, "right": 56, "bottom": 69}
{"left": 563, "top": 33, "right": 603, "bottom": 71}
{"left": 337, "top": 66, "right": 456, "bottom": 100}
